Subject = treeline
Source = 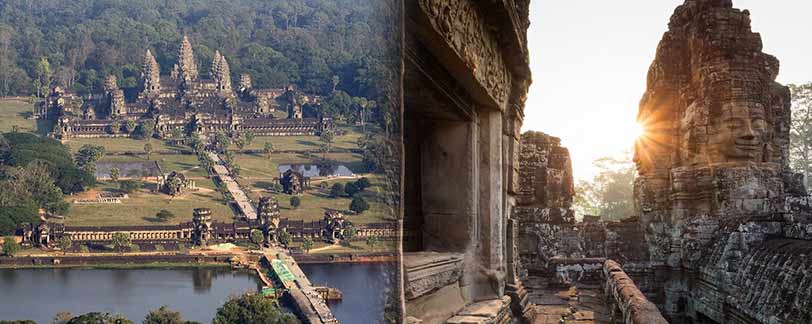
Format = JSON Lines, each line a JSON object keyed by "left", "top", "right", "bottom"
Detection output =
{"left": 0, "top": 0, "right": 397, "bottom": 104}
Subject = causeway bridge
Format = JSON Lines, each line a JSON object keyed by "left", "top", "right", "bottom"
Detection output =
{"left": 257, "top": 249, "right": 339, "bottom": 323}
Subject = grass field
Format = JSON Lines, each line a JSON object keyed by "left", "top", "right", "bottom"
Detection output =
{"left": 66, "top": 137, "right": 191, "bottom": 154}
{"left": 64, "top": 179, "right": 235, "bottom": 226}
{"left": 243, "top": 124, "right": 367, "bottom": 152}
{"left": 290, "top": 239, "right": 398, "bottom": 254}
{"left": 0, "top": 99, "right": 49, "bottom": 135}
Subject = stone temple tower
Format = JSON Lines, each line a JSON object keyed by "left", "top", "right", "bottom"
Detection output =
{"left": 212, "top": 51, "right": 232, "bottom": 96}
{"left": 142, "top": 49, "right": 161, "bottom": 96}
{"left": 192, "top": 208, "right": 213, "bottom": 246}
{"left": 175, "top": 35, "right": 198, "bottom": 82}
{"left": 258, "top": 196, "right": 281, "bottom": 243}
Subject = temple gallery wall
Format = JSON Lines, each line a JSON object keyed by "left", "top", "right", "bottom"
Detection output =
{"left": 402, "top": 0, "right": 811, "bottom": 323}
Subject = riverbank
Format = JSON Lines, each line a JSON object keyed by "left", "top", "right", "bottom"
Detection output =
{"left": 292, "top": 252, "right": 397, "bottom": 264}
{"left": 0, "top": 254, "right": 237, "bottom": 269}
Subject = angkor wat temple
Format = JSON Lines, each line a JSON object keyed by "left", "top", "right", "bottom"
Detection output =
{"left": 36, "top": 35, "right": 333, "bottom": 140}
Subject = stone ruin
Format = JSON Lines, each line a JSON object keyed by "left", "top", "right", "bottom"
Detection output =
{"left": 280, "top": 169, "right": 307, "bottom": 195}
{"left": 512, "top": 2, "right": 812, "bottom": 323}
{"left": 160, "top": 171, "right": 195, "bottom": 196}
{"left": 258, "top": 196, "right": 282, "bottom": 244}
{"left": 192, "top": 208, "right": 213, "bottom": 246}
{"left": 631, "top": 0, "right": 812, "bottom": 322}
{"left": 322, "top": 210, "right": 349, "bottom": 244}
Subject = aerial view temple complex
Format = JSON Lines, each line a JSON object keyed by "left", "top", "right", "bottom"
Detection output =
{"left": 35, "top": 36, "right": 333, "bottom": 140}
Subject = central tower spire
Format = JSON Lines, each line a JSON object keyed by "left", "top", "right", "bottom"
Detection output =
{"left": 177, "top": 35, "right": 198, "bottom": 81}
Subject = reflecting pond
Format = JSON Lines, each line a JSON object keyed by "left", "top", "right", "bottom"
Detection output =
{"left": 278, "top": 164, "right": 355, "bottom": 177}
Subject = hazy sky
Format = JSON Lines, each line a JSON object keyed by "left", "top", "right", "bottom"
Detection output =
{"left": 523, "top": 0, "right": 812, "bottom": 180}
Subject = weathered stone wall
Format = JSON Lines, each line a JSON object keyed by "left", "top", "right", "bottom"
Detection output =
{"left": 630, "top": 1, "right": 812, "bottom": 323}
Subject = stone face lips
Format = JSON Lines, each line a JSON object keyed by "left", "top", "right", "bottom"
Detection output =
{"left": 634, "top": 0, "right": 796, "bottom": 267}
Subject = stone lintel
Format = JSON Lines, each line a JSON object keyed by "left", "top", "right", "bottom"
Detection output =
{"left": 411, "top": 0, "right": 512, "bottom": 111}
{"left": 403, "top": 252, "right": 464, "bottom": 300}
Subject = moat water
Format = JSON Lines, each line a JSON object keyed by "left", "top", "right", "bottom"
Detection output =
{"left": 0, "top": 263, "right": 392, "bottom": 323}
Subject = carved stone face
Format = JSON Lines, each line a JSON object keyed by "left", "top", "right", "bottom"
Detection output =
{"left": 714, "top": 102, "right": 767, "bottom": 162}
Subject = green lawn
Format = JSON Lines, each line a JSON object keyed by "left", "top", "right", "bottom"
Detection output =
{"left": 66, "top": 137, "right": 191, "bottom": 154}
{"left": 243, "top": 124, "right": 367, "bottom": 152}
{"left": 235, "top": 151, "right": 368, "bottom": 179}
{"left": 64, "top": 179, "right": 234, "bottom": 226}
{"left": 0, "top": 98, "right": 49, "bottom": 135}
{"left": 291, "top": 239, "right": 398, "bottom": 254}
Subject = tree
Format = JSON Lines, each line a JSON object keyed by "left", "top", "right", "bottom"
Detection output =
{"left": 53, "top": 312, "right": 74, "bottom": 324}
{"left": 35, "top": 57, "right": 52, "bottom": 97}
{"left": 244, "top": 131, "right": 256, "bottom": 148}
{"left": 65, "top": 312, "right": 132, "bottom": 324}
{"left": 349, "top": 196, "right": 370, "bottom": 214}
{"left": 789, "top": 83, "right": 812, "bottom": 189}
{"left": 302, "top": 237, "right": 314, "bottom": 254}
{"left": 344, "top": 182, "right": 360, "bottom": 197}
{"left": 234, "top": 135, "right": 246, "bottom": 153}
{"left": 278, "top": 230, "right": 291, "bottom": 247}
{"left": 144, "top": 306, "right": 185, "bottom": 324}
{"left": 170, "top": 127, "right": 184, "bottom": 141}
{"left": 574, "top": 153, "right": 636, "bottom": 221}
{"left": 3, "top": 236, "right": 20, "bottom": 256}
{"left": 290, "top": 196, "right": 301, "bottom": 209}
{"left": 156, "top": 210, "right": 175, "bottom": 222}
{"left": 355, "top": 177, "right": 371, "bottom": 190}
{"left": 319, "top": 129, "right": 334, "bottom": 158}
{"left": 59, "top": 236, "right": 72, "bottom": 254}
{"left": 111, "top": 232, "right": 131, "bottom": 253}
{"left": 251, "top": 229, "right": 264, "bottom": 246}
{"left": 365, "top": 236, "right": 379, "bottom": 250}
{"left": 124, "top": 120, "right": 137, "bottom": 134}
{"left": 143, "top": 143, "right": 153, "bottom": 160}
{"left": 263, "top": 142, "right": 274, "bottom": 159}
{"left": 139, "top": 120, "right": 156, "bottom": 140}
{"left": 343, "top": 225, "right": 357, "bottom": 243}
{"left": 329, "top": 183, "right": 345, "bottom": 198}
{"left": 75, "top": 144, "right": 106, "bottom": 171}
{"left": 215, "top": 131, "right": 230, "bottom": 153}
{"left": 109, "top": 167, "right": 121, "bottom": 183}
{"left": 213, "top": 293, "right": 298, "bottom": 324}
{"left": 119, "top": 180, "right": 140, "bottom": 193}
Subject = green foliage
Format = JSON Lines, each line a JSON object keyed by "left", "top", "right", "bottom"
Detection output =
{"left": 109, "top": 167, "right": 121, "bottom": 183}
{"left": 2, "top": 236, "right": 20, "bottom": 256}
{"left": 215, "top": 132, "right": 230, "bottom": 153}
{"left": 329, "top": 183, "right": 345, "bottom": 198}
{"left": 118, "top": 180, "right": 141, "bottom": 193}
{"left": 65, "top": 312, "right": 132, "bottom": 324}
{"left": 278, "top": 230, "right": 291, "bottom": 247}
{"left": 156, "top": 210, "right": 175, "bottom": 222}
{"left": 349, "top": 196, "right": 369, "bottom": 214}
{"left": 213, "top": 293, "right": 299, "bottom": 324}
{"left": 365, "top": 236, "right": 379, "bottom": 249}
{"left": 251, "top": 229, "right": 264, "bottom": 245}
{"left": 154, "top": 244, "right": 164, "bottom": 252}
{"left": 1, "top": 132, "right": 95, "bottom": 194}
{"left": 78, "top": 245, "right": 89, "bottom": 253}
{"left": 344, "top": 182, "right": 360, "bottom": 196}
{"left": 574, "top": 154, "right": 636, "bottom": 220}
{"left": 143, "top": 306, "right": 185, "bottom": 324}
{"left": 59, "top": 236, "right": 72, "bottom": 253}
{"left": 302, "top": 237, "right": 314, "bottom": 253}
{"left": 53, "top": 312, "right": 74, "bottom": 324}
{"left": 75, "top": 144, "right": 106, "bottom": 170}
{"left": 342, "top": 225, "right": 357, "bottom": 243}
{"left": 355, "top": 177, "right": 371, "bottom": 190}
{"left": 789, "top": 83, "right": 812, "bottom": 189}
{"left": 0, "top": 203, "right": 39, "bottom": 236}
{"left": 124, "top": 120, "right": 137, "bottom": 134}
{"left": 138, "top": 121, "right": 156, "bottom": 140}
{"left": 289, "top": 196, "right": 301, "bottom": 208}
{"left": 111, "top": 232, "right": 131, "bottom": 253}
{"left": 143, "top": 143, "right": 153, "bottom": 160}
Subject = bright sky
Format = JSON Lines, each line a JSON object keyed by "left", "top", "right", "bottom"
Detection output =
{"left": 523, "top": 0, "right": 812, "bottom": 181}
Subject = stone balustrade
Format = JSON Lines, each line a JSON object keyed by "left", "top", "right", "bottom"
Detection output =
{"left": 603, "top": 260, "right": 668, "bottom": 324}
